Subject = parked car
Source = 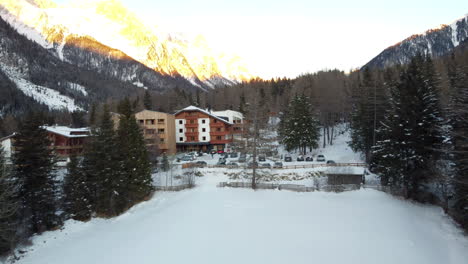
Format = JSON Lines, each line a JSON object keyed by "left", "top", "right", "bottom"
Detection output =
{"left": 305, "top": 156, "right": 313, "bottom": 162}
{"left": 217, "top": 158, "right": 227, "bottom": 165}
{"left": 180, "top": 155, "right": 194, "bottom": 162}
{"left": 316, "top": 155, "right": 326, "bottom": 162}
{"left": 284, "top": 155, "right": 292, "bottom": 162}
{"left": 258, "top": 155, "right": 266, "bottom": 162}
{"left": 273, "top": 162, "right": 283, "bottom": 168}
{"left": 230, "top": 152, "right": 238, "bottom": 158}
{"left": 326, "top": 160, "right": 336, "bottom": 165}
{"left": 247, "top": 161, "right": 258, "bottom": 168}
{"left": 297, "top": 155, "right": 305, "bottom": 161}
{"left": 223, "top": 153, "right": 230, "bottom": 159}
{"left": 261, "top": 162, "right": 271, "bottom": 168}
{"left": 238, "top": 156, "right": 247, "bottom": 163}
{"left": 227, "top": 162, "right": 238, "bottom": 167}
{"left": 196, "top": 161, "right": 207, "bottom": 167}
{"left": 240, "top": 153, "right": 247, "bottom": 158}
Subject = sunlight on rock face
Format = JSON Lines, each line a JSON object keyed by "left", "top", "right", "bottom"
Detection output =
{"left": 0, "top": 0, "right": 253, "bottom": 83}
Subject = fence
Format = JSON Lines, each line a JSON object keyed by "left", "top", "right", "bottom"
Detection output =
{"left": 217, "top": 182, "right": 359, "bottom": 192}
{"left": 154, "top": 184, "right": 193, "bottom": 191}
{"left": 203, "top": 162, "right": 366, "bottom": 170}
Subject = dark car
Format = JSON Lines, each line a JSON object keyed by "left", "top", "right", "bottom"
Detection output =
{"left": 258, "top": 155, "right": 266, "bottom": 162}
{"left": 260, "top": 163, "right": 271, "bottom": 168}
{"left": 196, "top": 161, "right": 207, "bottom": 167}
{"left": 217, "top": 158, "right": 227, "bottom": 165}
{"left": 238, "top": 156, "right": 247, "bottom": 163}
{"left": 273, "top": 162, "right": 283, "bottom": 168}
{"left": 305, "top": 156, "right": 313, "bottom": 162}
{"left": 326, "top": 160, "right": 336, "bottom": 165}
{"left": 297, "top": 155, "right": 305, "bottom": 162}
{"left": 284, "top": 155, "right": 292, "bottom": 162}
{"left": 247, "top": 161, "right": 259, "bottom": 168}
{"left": 240, "top": 153, "right": 247, "bottom": 158}
{"left": 230, "top": 152, "right": 239, "bottom": 158}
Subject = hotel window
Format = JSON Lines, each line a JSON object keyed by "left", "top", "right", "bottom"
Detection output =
{"left": 158, "top": 129, "right": 165, "bottom": 134}
{"left": 202, "top": 136, "right": 206, "bottom": 141}
{"left": 216, "top": 136, "right": 222, "bottom": 140}
{"left": 190, "top": 136, "right": 195, "bottom": 141}
{"left": 214, "top": 119, "right": 217, "bottom": 123}
{"left": 217, "top": 128, "right": 222, "bottom": 132}
{"left": 190, "top": 128, "right": 196, "bottom": 132}
{"left": 146, "top": 119, "right": 155, "bottom": 125}
{"left": 202, "top": 119, "right": 206, "bottom": 124}
{"left": 146, "top": 129, "right": 156, "bottom": 135}
{"left": 179, "top": 120, "right": 183, "bottom": 125}
{"left": 202, "top": 128, "right": 206, "bottom": 132}
{"left": 179, "top": 137, "right": 183, "bottom": 141}
{"left": 190, "top": 120, "right": 195, "bottom": 124}
{"left": 160, "top": 138, "right": 165, "bottom": 143}
{"left": 139, "top": 120, "right": 144, "bottom": 124}
{"left": 157, "top": 119, "right": 165, "bottom": 124}
{"left": 179, "top": 129, "right": 183, "bottom": 133}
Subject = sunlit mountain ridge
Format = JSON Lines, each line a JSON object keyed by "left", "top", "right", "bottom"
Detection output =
{"left": 0, "top": 0, "right": 252, "bottom": 88}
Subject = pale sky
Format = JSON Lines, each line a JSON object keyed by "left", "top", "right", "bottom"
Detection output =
{"left": 54, "top": 0, "right": 467, "bottom": 78}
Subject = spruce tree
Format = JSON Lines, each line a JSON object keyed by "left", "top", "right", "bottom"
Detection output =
{"left": 83, "top": 105, "right": 121, "bottom": 217}
{"left": 116, "top": 98, "right": 153, "bottom": 212}
{"left": 371, "top": 55, "right": 443, "bottom": 197}
{"left": 0, "top": 147, "right": 17, "bottom": 254}
{"left": 279, "top": 95, "right": 320, "bottom": 154}
{"left": 63, "top": 155, "right": 91, "bottom": 221}
{"left": 13, "top": 112, "right": 59, "bottom": 235}
{"left": 143, "top": 90, "right": 152, "bottom": 110}
{"left": 447, "top": 57, "right": 468, "bottom": 229}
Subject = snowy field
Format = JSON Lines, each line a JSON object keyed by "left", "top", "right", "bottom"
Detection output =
{"left": 13, "top": 174, "right": 468, "bottom": 264}
{"left": 10, "top": 129, "right": 468, "bottom": 264}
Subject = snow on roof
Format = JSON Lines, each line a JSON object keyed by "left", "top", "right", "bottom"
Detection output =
{"left": 211, "top": 110, "right": 244, "bottom": 122}
{"left": 326, "top": 166, "right": 365, "bottom": 175}
{"left": 0, "top": 133, "right": 16, "bottom": 142}
{"left": 42, "top": 126, "right": 90, "bottom": 138}
{"left": 174, "top": 106, "right": 233, "bottom": 125}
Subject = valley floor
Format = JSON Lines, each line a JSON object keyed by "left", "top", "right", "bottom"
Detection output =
{"left": 14, "top": 174, "right": 468, "bottom": 264}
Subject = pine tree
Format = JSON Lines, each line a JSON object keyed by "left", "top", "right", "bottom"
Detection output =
{"left": 279, "top": 95, "right": 320, "bottom": 155}
{"left": 63, "top": 155, "right": 91, "bottom": 221}
{"left": 13, "top": 112, "right": 59, "bottom": 235}
{"left": 371, "top": 55, "right": 443, "bottom": 197}
{"left": 0, "top": 147, "right": 17, "bottom": 254}
{"left": 447, "top": 57, "right": 468, "bottom": 229}
{"left": 116, "top": 98, "right": 153, "bottom": 212}
{"left": 349, "top": 68, "right": 387, "bottom": 161}
{"left": 161, "top": 154, "right": 170, "bottom": 172}
{"left": 88, "top": 103, "right": 97, "bottom": 127}
{"left": 239, "top": 92, "right": 247, "bottom": 115}
{"left": 143, "top": 90, "right": 152, "bottom": 110}
{"left": 83, "top": 105, "right": 121, "bottom": 217}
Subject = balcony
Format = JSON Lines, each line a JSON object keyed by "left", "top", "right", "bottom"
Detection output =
{"left": 185, "top": 123, "right": 198, "bottom": 128}
{"left": 210, "top": 122, "right": 225, "bottom": 127}
{"left": 209, "top": 131, "right": 226, "bottom": 136}
{"left": 210, "top": 139, "right": 233, "bottom": 144}
{"left": 185, "top": 132, "right": 199, "bottom": 137}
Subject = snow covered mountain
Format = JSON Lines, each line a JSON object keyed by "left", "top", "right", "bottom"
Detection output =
{"left": 365, "top": 14, "right": 468, "bottom": 69}
{"left": 0, "top": 0, "right": 251, "bottom": 90}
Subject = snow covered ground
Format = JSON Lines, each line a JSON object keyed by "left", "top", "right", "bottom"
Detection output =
{"left": 13, "top": 174, "right": 468, "bottom": 264}
{"left": 10, "top": 127, "right": 468, "bottom": 264}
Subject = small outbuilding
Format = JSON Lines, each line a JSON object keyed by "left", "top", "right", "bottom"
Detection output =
{"left": 326, "top": 166, "right": 365, "bottom": 185}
